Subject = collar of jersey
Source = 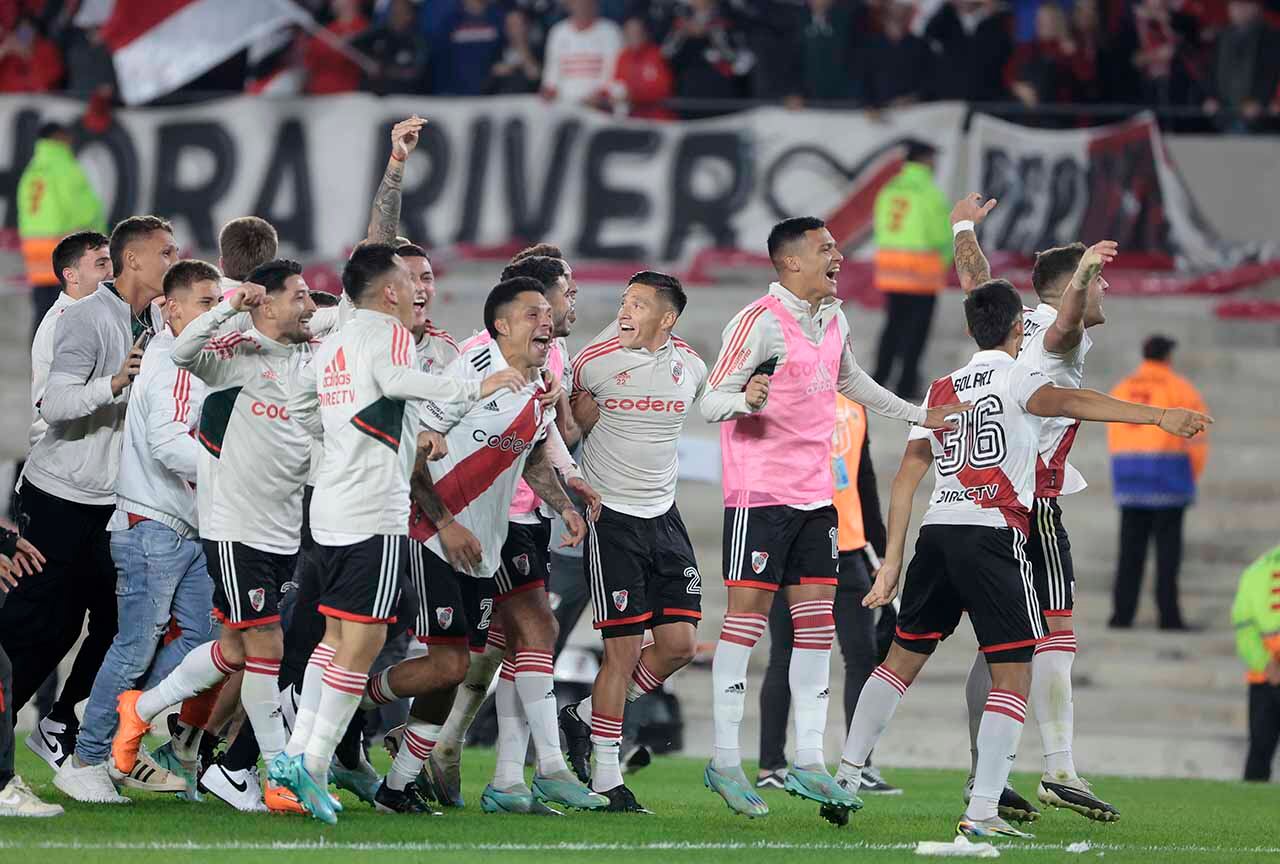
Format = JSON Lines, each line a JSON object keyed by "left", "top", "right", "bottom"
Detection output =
{"left": 1034, "top": 302, "right": 1058, "bottom": 317}
{"left": 769, "top": 281, "right": 841, "bottom": 319}
{"left": 971, "top": 349, "right": 1016, "bottom": 365}
{"left": 622, "top": 337, "right": 672, "bottom": 358}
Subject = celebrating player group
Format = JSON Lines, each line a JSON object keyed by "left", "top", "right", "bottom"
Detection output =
{"left": 2, "top": 116, "right": 1210, "bottom": 838}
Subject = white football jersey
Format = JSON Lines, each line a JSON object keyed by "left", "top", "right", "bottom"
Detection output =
{"left": 909, "top": 350, "right": 1050, "bottom": 533}
{"left": 1019, "top": 304, "right": 1091, "bottom": 496}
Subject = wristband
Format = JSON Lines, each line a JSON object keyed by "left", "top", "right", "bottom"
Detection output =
{"left": 952, "top": 220, "right": 975, "bottom": 236}
{"left": 390, "top": 150, "right": 406, "bottom": 163}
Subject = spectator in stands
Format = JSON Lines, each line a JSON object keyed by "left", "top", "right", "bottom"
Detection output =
{"left": 432, "top": 0, "right": 505, "bottom": 95}
{"left": 0, "top": 15, "right": 63, "bottom": 92}
{"left": 1110, "top": 0, "right": 1200, "bottom": 108}
{"left": 1232, "top": 542, "right": 1280, "bottom": 782}
{"left": 303, "top": 0, "right": 370, "bottom": 95}
{"left": 863, "top": 0, "right": 933, "bottom": 108}
{"left": 607, "top": 16, "right": 674, "bottom": 118}
{"left": 871, "top": 140, "right": 951, "bottom": 400}
{"left": 1069, "top": 0, "right": 1104, "bottom": 103}
{"left": 662, "top": 0, "right": 756, "bottom": 115}
{"left": 541, "top": 0, "right": 622, "bottom": 105}
{"left": 786, "top": 0, "right": 860, "bottom": 105}
{"left": 1107, "top": 335, "right": 1209, "bottom": 631}
{"left": 923, "top": 0, "right": 1013, "bottom": 102}
{"left": 58, "top": 22, "right": 116, "bottom": 97}
{"left": 488, "top": 8, "right": 543, "bottom": 94}
{"left": 1202, "top": 0, "right": 1280, "bottom": 133}
{"left": 1010, "top": 2, "right": 1092, "bottom": 119}
{"left": 353, "top": 0, "right": 428, "bottom": 95}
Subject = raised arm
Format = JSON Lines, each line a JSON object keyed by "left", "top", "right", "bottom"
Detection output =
{"left": 950, "top": 193, "right": 999, "bottom": 293}
{"left": 367, "top": 116, "right": 425, "bottom": 244}
{"left": 173, "top": 286, "right": 264, "bottom": 381}
{"left": 1042, "top": 241, "right": 1116, "bottom": 355}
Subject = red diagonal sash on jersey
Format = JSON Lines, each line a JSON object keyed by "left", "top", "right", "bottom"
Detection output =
{"left": 409, "top": 394, "right": 542, "bottom": 543}
{"left": 929, "top": 377, "right": 1030, "bottom": 534}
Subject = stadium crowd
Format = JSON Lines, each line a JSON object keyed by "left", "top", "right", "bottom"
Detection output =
{"left": 3, "top": 0, "right": 1280, "bottom": 129}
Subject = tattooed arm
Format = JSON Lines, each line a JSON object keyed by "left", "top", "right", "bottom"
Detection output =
{"left": 950, "top": 193, "right": 998, "bottom": 293}
{"left": 367, "top": 116, "right": 425, "bottom": 244}
{"left": 411, "top": 442, "right": 486, "bottom": 572}
{"left": 410, "top": 444, "right": 455, "bottom": 528}
{"left": 1043, "top": 241, "right": 1117, "bottom": 355}
{"left": 522, "top": 441, "right": 588, "bottom": 547}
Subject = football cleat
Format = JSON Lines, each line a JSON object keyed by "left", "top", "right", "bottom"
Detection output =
{"left": 480, "top": 783, "right": 562, "bottom": 815}
{"left": 264, "top": 782, "right": 306, "bottom": 815}
{"left": 622, "top": 744, "right": 652, "bottom": 775}
{"left": 860, "top": 765, "right": 903, "bottom": 795}
{"left": 704, "top": 762, "right": 769, "bottom": 818}
{"left": 531, "top": 770, "right": 609, "bottom": 810}
{"left": 200, "top": 762, "right": 266, "bottom": 812}
{"left": 374, "top": 779, "right": 437, "bottom": 815}
{"left": 957, "top": 814, "right": 1035, "bottom": 839}
{"left": 110, "top": 690, "right": 150, "bottom": 776}
{"left": 818, "top": 776, "right": 864, "bottom": 827}
{"left": 330, "top": 754, "right": 380, "bottom": 807}
{"left": 268, "top": 753, "right": 336, "bottom": 825}
{"left": 599, "top": 784, "right": 653, "bottom": 814}
{"left": 1038, "top": 775, "right": 1120, "bottom": 822}
{"left": 755, "top": 769, "right": 787, "bottom": 790}
{"left": 24, "top": 716, "right": 76, "bottom": 773}
{"left": 424, "top": 750, "right": 465, "bottom": 808}
{"left": 152, "top": 740, "right": 203, "bottom": 802}
{"left": 964, "top": 776, "right": 1040, "bottom": 823}
{"left": 557, "top": 703, "right": 592, "bottom": 784}
{"left": 784, "top": 765, "right": 863, "bottom": 810}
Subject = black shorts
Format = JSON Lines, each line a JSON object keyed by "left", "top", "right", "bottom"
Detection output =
{"left": 313, "top": 535, "right": 405, "bottom": 625}
{"left": 586, "top": 504, "right": 702, "bottom": 637}
{"left": 1027, "top": 498, "right": 1075, "bottom": 617}
{"left": 495, "top": 519, "right": 550, "bottom": 602}
{"left": 206, "top": 540, "right": 297, "bottom": 629}
{"left": 722, "top": 504, "right": 839, "bottom": 591}
{"left": 408, "top": 541, "right": 495, "bottom": 651}
{"left": 895, "top": 524, "right": 1047, "bottom": 664}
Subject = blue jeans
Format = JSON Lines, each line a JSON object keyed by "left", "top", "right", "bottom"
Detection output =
{"left": 76, "top": 520, "right": 213, "bottom": 765}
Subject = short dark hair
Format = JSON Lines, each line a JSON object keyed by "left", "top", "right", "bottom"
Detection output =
{"left": 109, "top": 215, "right": 174, "bottom": 274}
{"left": 964, "top": 279, "right": 1024, "bottom": 350}
{"left": 510, "top": 242, "right": 564, "bottom": 264}
{"left": 37, "top": 121, "right": 68, "bottom": 140}
{"left": 628, "top": 270, "right": 686, "bottom": 315}
{"left": 396, "top": 243, "right": 430, "bottom": 262}
{"left": 246, "top": 258, "right": 304, "bottom": 295}
{"left": 342, "top": 243, "right": 400, "bottom": 304}
{"left": 310, "top": 291, "right": 340, "bottom": 308}
{"left": 905, "top": 139, "right": 937, "bottom": 163}
{"left": 767, "top": 216, "right": 826, "bottom": 263}
{"left": 163, "top": 259, "right": 222, "bottom": 297}
{"left": 218, "top": 217, "right": 278, "bottom": 281}
{"left": 1031, "top": 242, "right": 1086, "bottom": 299}
{"left": 1142, "top": 334, "right": 1177, "bottom": 362}
{"left": 51, "top": 231, "right": 109, "bottom": 289}
{"left": 500, "top": 255, "right": 567, "bottom": 292}
{"left": 484, "top": 276, "right": 546, "bottom": 338}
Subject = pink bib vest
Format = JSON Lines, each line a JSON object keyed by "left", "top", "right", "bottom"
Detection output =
{"left": 459, "top": 330, "right": 566, "bottom": 517}
{"left": 720, "top": 295, "right": 842, "bottom": 508}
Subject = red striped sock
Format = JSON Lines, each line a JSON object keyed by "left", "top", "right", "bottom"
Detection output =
{"left": 625, "top": 660, "right": 665, "bottom": 703}
{"left": 719, "top": 612, "right": 767, "bottom": 648}
{"left": 790, "top": 599, "right": 835, "bottom": 650}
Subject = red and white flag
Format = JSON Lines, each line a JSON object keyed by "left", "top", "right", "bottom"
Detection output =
{"left": 100, "top": 0, "right": 308, "bottom": 105}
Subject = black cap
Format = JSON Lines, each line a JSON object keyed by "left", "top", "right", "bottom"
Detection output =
{"left": 904, "top": 139, "right": 938, "bottom": 163}
{"left": 1142, "top": 334, "right": 1177, "bottom": 361}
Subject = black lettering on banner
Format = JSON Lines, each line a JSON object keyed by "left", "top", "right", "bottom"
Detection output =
{"left": 665, "top": 131, "right": 751, "bottom": 260}
{"left": 379, "top": 119, "right": 450, "bottom": 248}
{"left": 153, "top": 121, "right": 237, "bottom": 249}
{"left": 81, "top": 123, "right": 141, "bottom": 227}
{"left": 1079, "top": 131, "right": 1170, "bottom": 254}
{"left": 577, "top": 127, "right": 659, "bottom": 260}
{"left": 503, "top": 116, "right": 580, "bottom": 242}
{"left": 0, "top": 109, "right": 41, "bottom": 228}
{"left": 454, "top": 116, "right": 492, "bottom": 244}
{"left": 1041, "top": 157, "right": 1080, "bottom": 251}
{"left": 253, "top": 119, "right": 314, "bottom": 252}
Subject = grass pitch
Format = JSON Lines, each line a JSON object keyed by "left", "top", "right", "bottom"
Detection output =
{"left": 3, "top": 745, "right": 1276, "bottom": 864}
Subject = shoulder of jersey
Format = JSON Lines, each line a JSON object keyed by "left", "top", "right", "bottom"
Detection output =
{"left": 463, "top": 342, "right": 493, "bottom": 376}
{"left": 672, "top": 334, "right": 703, "bottom": 362}
{"left": 425, "top": 324, "right": 459, "bottom": 350}
{"left": 571, "top": 334, "right": 622, "bottom": 381}
{"left": 204, "top": 331, "right": 261, "bottom": 359}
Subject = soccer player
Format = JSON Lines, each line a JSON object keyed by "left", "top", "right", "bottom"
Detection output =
{"left": 370, "top": 277, "right": 604, "bottom": 815}
{"left": 275, "top": 244, "right": 521, "bottom": 823}
{"left": 698, "top": 216, "right": 965, "bottom": 817}
{"left": 557, "top": 271, "right": 706, "bottom": 812}
{"left": 952, "top": 193, "right": 1120, "bottom": 821}
{"left": 834, "top": 277, "right": 1209, "bottom": 838}
{"left": 109, "top": 259, "right": 321, "bottom": 813}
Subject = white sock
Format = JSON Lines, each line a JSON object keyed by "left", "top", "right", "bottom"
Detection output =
{"left": 512, "top": 650, "right": 565, "bottom": 775}
{"left": 137, "top": 641, "right": 237, "bottom": 721}
{"left": 362, "top": 666, "right": 398, "bottom": 712}
{"left": 302, "top": 663, "right": 367, "bottom": 780}
{"left": 711, "top": 612, "right": 767, "bottom": 771}
{"left": 493, "top": 661, "right": 529, "bottom": 789}
{"left": 789, "top": 599, "right": 835, "bottom": 769}
{"left": 387, "top": 721, "right": 440, "bottom": 791}
{"left": 241, "top": 657, "right": 287, "bottom": 763}
{"left": 966, "top": 689, "right": 1028, "bottom": 821}
{"left": 837, "top": 665, "right": 909, "bottom": 787}
{"left": 286, "top": 643, "right": 335, "bottom": 759}
{"left": 1032, "top": 633, "right": 1078, "bottom": 779}
{"left": 576, "top": 695, "right": 594, "bottom": 727}
{"left": 965, "top": 653, "right": 991, "bottom": 778}
{"left": 589, "top": 711, "right": 624, "bottom": 793}
{"left": 437, "top": 636, "right": 505, "bottom": 755}
{"left": 627, "top": 659, "right": 665, "bottom": 702}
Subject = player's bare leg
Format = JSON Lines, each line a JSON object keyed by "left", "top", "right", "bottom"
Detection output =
{"left": 1032, "top": 613, "right": 1118, "bottom": 821}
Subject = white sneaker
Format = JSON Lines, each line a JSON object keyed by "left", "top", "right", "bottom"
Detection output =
{"left": 109, "top": 747, "right": 188, "bottom": 793}
{"left": 201, "top": 762, "right": 267, "bottom": 812}
{"left": 0, "top": 775, "right": 64, "bottom": 817}
{"left": 53, "top": 756, "right": 130, "bottom": 804}
{"left": 24, "top": 716, "right": 75, "bottom": 772}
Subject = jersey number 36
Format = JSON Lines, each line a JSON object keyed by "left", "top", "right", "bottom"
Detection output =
{"left": 935, "top": 394, "right": 1007, "bottom": 476}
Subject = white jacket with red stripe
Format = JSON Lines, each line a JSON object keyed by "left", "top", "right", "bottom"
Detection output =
{"left": 112, "top": 327, "right": 205, "bottom": 539}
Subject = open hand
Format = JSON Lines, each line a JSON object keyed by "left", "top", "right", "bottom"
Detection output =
{"left": 391, "top": 116, "right": 426, "bottom": 160}
{"left": 863, "top": 559, "right": 901, "bottom": 609}
{"left": 951, "top": 193, "right": 998, "bottom": 227}
{"left": 923, "top": 401, "right": 971, "bottom": 431}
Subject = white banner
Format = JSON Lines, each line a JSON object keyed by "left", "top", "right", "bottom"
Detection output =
{"left": 0, "top": 94, "right": 964, "bottom": 263}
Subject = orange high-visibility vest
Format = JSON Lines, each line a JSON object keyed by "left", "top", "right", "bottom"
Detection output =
{"left": 832, "top": 395, "right": 867, "bottom": 552}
